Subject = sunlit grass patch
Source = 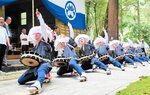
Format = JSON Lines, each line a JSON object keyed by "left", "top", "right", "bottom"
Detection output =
{"left": 117, "top": 76, "right": 150, "bottom": 95}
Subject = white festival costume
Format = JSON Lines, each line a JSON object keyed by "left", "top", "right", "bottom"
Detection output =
{"left": 28, "top": 13, "right": 53, "bottom": 45}
{"left": 54, "top": 35, "right": 70, "bottom": 51}
{"left": 75, "top": 34, "right": 89, "bottom": 47}
{"left": 94, "top": 36, "right": 106, "bottom": 49}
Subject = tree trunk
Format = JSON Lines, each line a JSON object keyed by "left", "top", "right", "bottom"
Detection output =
{"left": 107, "top": 0, "right": 119, "bottom": 40}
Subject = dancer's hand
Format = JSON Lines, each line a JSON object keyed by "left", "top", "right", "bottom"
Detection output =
{"left": 36, "top": 9, "right": 40, "bottom": 17}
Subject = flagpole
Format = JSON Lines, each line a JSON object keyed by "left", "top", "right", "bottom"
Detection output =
{"left": 32, "top": 0, "right": 35, "bottom": 27}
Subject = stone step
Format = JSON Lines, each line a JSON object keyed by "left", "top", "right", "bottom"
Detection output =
{"left": 2, "top": 65, "right": 27, "bottom": 72}
{"left": 2, "top": 59, "right": 27, "bottom": 72}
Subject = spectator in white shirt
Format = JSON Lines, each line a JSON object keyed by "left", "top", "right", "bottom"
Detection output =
{"left": 0, "top": 17, "right": 12, "bottom": 74}
{"left": 4, "top": 17, "right": 12, "bottom": 38}
{"left": 20, "top": 28, "right": 29, "bottom": 53}
{"left": 2, "top": 17, "right": 12, "bottom": 67}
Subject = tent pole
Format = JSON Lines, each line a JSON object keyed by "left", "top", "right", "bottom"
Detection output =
{"left": 32, "top": 0, "right": 35, "bottom": 27}
{"left": 2, "top": 6, "right": 5, "bottom": 17}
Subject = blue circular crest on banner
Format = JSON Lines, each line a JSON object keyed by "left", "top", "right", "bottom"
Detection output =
{"left": 65, "top": 1, "right": 76, "bottom": 21}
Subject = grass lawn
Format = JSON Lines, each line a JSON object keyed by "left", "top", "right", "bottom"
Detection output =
{"left": 117, "top": 76, "right": 150, "bottom": 95}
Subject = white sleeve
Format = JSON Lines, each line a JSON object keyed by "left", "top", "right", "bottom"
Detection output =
{"left": 103, "top": 28, "right": 109, "bottom": 44}
{"left": 68, "top": 22, "right": 74, "bottom": 38}
{"left": 20, "top": 34, "right": 25, "bottom": 40}
{"left": 37, "top": 13, "right": 45, "bottom": 26}
{"left": 37, "top": 13, "right": 53, "bottom": 42}
{"left": 4, "top": 28, "right": 8, "bottom": 37}
{"left": 90, "top": 28, "right": 94, "bottom": 43}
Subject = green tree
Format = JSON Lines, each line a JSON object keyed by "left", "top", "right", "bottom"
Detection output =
{"left": 85, "top": 0, "right": 108, "bottom": 37}
{"left": 119, "top": 0, "right": 150, "bottom": 44}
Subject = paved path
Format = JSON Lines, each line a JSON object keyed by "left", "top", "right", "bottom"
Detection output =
{"left": 0, "top": 62, "right": 150, "bottom": 95}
